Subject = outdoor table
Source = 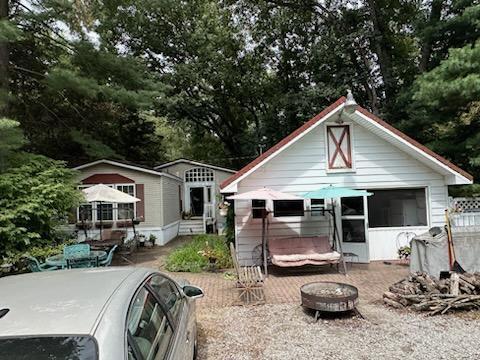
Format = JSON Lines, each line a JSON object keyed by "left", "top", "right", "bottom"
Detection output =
{"left": 46, "top": 250, "right": 107, "bottom": 268}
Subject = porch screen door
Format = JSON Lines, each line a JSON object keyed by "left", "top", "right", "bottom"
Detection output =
{"left": 339, "top": 196, "right": 369, "bottom": 262}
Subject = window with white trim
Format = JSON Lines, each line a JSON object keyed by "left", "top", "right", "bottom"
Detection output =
{"left": 326, "top": 124, "right": 352, "bottom": 170}
{"left": 185, "top": 167, "right": 214, "bottom": 182}
{"left": 76, "top": 184, "right": 136, "bottom": 222}
{"left": 117, "top": 185, "right": 135, "bottom": 220}
{"left": 273, "top": 200, "right": 304, "bottom": 217}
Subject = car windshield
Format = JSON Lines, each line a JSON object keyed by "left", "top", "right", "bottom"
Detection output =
{"left": 0, "top": 336, "right": 97, "bottom": 360}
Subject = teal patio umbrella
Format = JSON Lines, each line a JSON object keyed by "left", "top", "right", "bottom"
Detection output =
{"left": 302, "top": 185, "right": 373, "bottom": 275}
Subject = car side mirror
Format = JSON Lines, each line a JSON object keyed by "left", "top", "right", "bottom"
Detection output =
{"left": 183, "top": 285, "right": 204, "bottom": 299}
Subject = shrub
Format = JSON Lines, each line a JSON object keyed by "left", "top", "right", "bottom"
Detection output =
{"left": 0, "top": 156, "right": 82, "bottom": 260}
{"left": 165, "top": 234, "right": 233, "bottom": 272}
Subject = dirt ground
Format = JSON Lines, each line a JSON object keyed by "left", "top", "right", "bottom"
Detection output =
{"left": 196, "top": 302, "right": 480, "bottom": 360}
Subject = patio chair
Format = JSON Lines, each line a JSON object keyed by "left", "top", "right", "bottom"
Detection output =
{"left": 22, "top": 255, "right": 58, "bottom": 272}
{"left": 66, "top": 256, "right": 99, "bottom": 269}
{"left": 230, "top": 243, "right": 265, "bottom": 305}
{"left": 99, "top": 245, "right": 118, "bottom": 267}
{"left": 64, "top": 244, "right": 90, "bottom": 260}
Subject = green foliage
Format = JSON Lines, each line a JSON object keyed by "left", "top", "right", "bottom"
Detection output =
{"left": 409, "top": 42, "right": 480, "bottom": 181}
{"left": 165, "top": 234, "right": 233, "bottom": 272}
{"left": 225, "top": 205, "right": 235, "bottom": 245}
{"left": 0, "top": 119, "right": 26, "bottom": 172}
{"left": 0, "top": 157, "right": 82, "bottom": 259}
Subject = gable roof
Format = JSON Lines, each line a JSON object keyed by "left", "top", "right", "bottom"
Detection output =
{"left": 154, "top": 158, "right": 236, "bottom": 173}
{"left": 220, "top": 97, "right": 473, "bottom": 191}
{"left": 73, "top": 159, "right": 182, "bottom": 182}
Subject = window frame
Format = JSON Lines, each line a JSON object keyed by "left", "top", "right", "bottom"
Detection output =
{"left": 366, "top": 187, "right": 429, "bottom": 229}
{"left": 125, "top": 273, "right": 184, "bottom": 360}
{"left": 325, "top": 123, "right": 355, "bottom": 173}
{"left": 252, "top": 199, "right": 266, "bottom": 219}
{"left": 310, "top": 199, "right": 325, "bottom": 217}
{"left": 273, "top": 200, "right": 305, "bottom": 217}
{"left": 76, "top": 183, "right": 136, "bottom": 223}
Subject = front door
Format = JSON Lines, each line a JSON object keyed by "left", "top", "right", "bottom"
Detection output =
{"left": 190, "top": 187, "right": 204, "bottom": 216}
{"left": 338, "top": 196, "right": 369, "bottom": 262}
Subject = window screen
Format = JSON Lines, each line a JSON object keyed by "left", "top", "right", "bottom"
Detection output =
{"left": 311, "top": 199, "right": 325, "bottom": 216}
{"left": 252, "top": 200, "right": 266, "bottom": 219}
{"left": 273, "top": 200, "right": 304, "bottom": 217}
{"left": 367, "top": 188, "right": 427, "bottom": 227}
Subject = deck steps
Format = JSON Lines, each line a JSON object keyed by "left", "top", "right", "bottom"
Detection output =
{"left": 178, "top": 219, "right": 204, "bottom": 235}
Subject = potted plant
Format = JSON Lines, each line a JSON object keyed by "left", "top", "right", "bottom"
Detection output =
{"left": 398, "top": 245, "right": 411, "bottom": 265}
{"left": 218, "top": 201, "right": 230, "bottom": 217}
{"left": 182, "top": 211, "right": 192, "bottom": 220}
{"left": 145, "top": 234, "right": 157, "bottom": 247}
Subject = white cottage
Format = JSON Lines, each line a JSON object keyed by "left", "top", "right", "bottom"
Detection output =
{"left": 221, "top": 96, "right": 473, "bottom": 265}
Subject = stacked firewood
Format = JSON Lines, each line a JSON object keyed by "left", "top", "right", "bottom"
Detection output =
{"left": 383, "top": 272, "right": 480, "bottom": 315}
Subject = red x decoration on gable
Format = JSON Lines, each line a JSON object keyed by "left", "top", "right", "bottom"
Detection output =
{"left": 327, "top": 125, "right": 352, "bottom": 169}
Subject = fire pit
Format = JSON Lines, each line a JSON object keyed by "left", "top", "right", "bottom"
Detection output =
{"left": 301, "top": 281, "right": 359, "bottom": 321}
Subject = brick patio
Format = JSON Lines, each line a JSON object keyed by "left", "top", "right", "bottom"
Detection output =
{"left": 122, "top": 240, "right": 409, "bottom": 308}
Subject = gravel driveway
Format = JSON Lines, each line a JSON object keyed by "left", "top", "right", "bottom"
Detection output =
{"left": 196, "top": 303, "right": 480, "bottom": 360}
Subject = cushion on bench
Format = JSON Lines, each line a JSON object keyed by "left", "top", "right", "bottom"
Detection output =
{"left": 268, "top": 236, "right": 340, "bottom": 267}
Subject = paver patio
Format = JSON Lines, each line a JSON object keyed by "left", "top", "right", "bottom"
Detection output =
{"left": 121, "top": 237, "right": 409, "bottom": 308}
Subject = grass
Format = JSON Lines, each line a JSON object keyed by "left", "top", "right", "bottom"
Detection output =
{"left": 165, "top": 234, "right": 233, "bottom": 272}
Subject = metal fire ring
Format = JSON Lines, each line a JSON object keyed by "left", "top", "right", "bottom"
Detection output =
{"left": 300, "top": 281, "right": 359, "bottom": 313}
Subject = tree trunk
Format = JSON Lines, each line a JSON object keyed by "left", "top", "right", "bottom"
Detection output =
{"left": 0, "top": 0, "right": 8, "bottom": 114}
{"left": 365, "top": 0, "right": 396, "bottom": 101}
{"left": 419, "top": 0, "right": 444, "bottom": 72}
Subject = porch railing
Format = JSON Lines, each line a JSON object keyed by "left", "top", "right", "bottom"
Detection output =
{"left": 202, "top": 203, "right": 215, "bottom": 233}
{"left": 451, "top": 212, "right": 480, "bottom": 228}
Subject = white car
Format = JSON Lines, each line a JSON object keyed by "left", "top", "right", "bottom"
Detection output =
{"left": 0, "top": 267, "right": 204, "bottom": 360}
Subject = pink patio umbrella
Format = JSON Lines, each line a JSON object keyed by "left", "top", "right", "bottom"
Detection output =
{"left": 227, "top": 188, "right": 303, "bottom": 275}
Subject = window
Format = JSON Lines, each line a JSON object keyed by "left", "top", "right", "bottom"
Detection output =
{"left": 127, "top": 287, "right": 173, "bottom": 360}
{"left": 341, "top": 196, "right": 366, "bottom": 243}
{"left": 311, "top": 199, "right": 325, "bottom": 216}
{"left": 117, "top": 185, "right": 135, "bottom": 220}
{"left": 149, "top": 275, "right": 182, "bottom": 322}
{"left": 273, "top": 200, "right": 304, "bottom": 217}
{"left": 185, "top": 167, "right": 214, "bottom": 182}
{"left": 97, "top": 203, "right": 113, "bottom": 221}
{"left": 367, "top": 188, "right": 427, "bottom": 228}
{"left": 342, "top": 219, "right": 366, "bottom": 243}
{"left": 252, "top": 199, "right": 266, "bottom": 219}
{"left": 341, "top": 196, "right": 364, "bottom": 216}
{"left": 78, "top": 204, "right": 93, "bottom": 221}
{"left": 326, "top": 124, "right": 352, "bottom": 170}
{"left": 0, "top": 336, "right": 97, "bottom": 360}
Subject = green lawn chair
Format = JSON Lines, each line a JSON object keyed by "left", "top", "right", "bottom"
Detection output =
{"left": 22, "top": 255, "right": 58, "bottom": 272}
{"left": 99, "top": 245, "right": 118, "bottom": 267}
{"left": 64, "top": 244, "right": 90, "bottom": 259}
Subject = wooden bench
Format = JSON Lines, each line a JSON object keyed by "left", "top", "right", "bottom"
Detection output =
{"left": 230, "top": 243, "right": 265, "bottom": 305}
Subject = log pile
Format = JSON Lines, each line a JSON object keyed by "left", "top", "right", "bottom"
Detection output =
{"left": 383, "top": 272, "right": 480, "bottom": 315}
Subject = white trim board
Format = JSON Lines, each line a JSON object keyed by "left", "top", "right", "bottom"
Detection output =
{"left": 74, "top": 159, "right": 183, "bottom": 182}
{"left": 154, "top": 158, "right": 236, "bottom": 173}
{"left": 222, "top": 103, "right": 471, "bottom": 192}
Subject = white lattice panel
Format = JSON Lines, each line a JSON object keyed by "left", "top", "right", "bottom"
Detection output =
{"left": 451, "top": 197, "right": 480, "bottom": 213}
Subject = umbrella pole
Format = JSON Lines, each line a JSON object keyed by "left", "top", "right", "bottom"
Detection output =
{"left": 262, "top": 213, "right": 268, "bottom": 276}
{"left": 332, "top": 200, "right": 347, "bottom": 275}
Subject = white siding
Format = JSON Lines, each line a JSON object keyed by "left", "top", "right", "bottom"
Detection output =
{"left": 161, "top": 176, "right": 182, "bottom": 225}
{"left": 77, "top": 163, "right": 163, "bottom": 228}
{"left": 234, "top": 121, "right": 450, "bottom": 264}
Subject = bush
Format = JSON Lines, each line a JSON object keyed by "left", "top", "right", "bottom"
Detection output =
{"left": 0, "top": 156, "right": 82, "bottom": 260}
{"left": 165, "top": 234, "right": 233, "bottom": 272}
